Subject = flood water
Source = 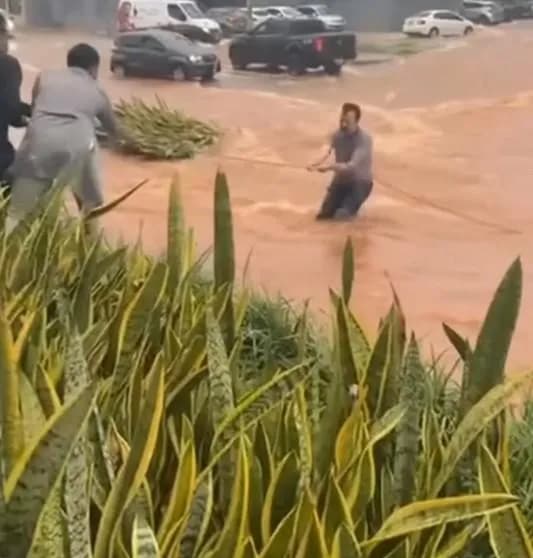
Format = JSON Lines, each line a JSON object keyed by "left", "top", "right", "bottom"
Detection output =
{"left": 12, "top": 23, "right": 533, "bottom": 371}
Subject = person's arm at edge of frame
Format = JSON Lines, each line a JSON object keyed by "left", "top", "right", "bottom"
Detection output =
{"left": 6, "top": 56, "right": 31, "bottom": 127}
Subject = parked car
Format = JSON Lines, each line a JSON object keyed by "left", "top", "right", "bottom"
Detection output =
{"left": 263, "top": 6, "right": 304, "bottom": 18}
{"left": 205, "top": 7, "right": 248, "bottom": 35}
{"left": 118, "top": 0, "right": 222, "bottom": 42}
{"left": 403, "top": 10, "right": 474, "bottom": 37}
{"left": 110, "top": 29, "right": 221, "bottom": 81}
{"left": 251, "top": 7, "right": 272, "bottom": 24}
{"left": 296, "top": 4, "right": 346, "bottom": 30}
{"left": 461, "top": 0, "right": 505, "bottom": 24}
{"left": 499, "top": 0, "right": 533, "bottom": 20}
{"left": 229, "top": 17, "right": 356, "bottom": 76}
{"left": 0, "top": 8, "right": 15, "bottom": 37}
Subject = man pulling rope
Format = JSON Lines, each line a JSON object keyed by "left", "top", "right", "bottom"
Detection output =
{"left": 308, "top": 102, "right": 374, "bottom": 221}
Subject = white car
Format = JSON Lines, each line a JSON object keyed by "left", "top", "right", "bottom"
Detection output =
{"left": 263, "top": 6, "right": 303, "bottom": 18}
{"left": 0, "top": 9, "right": 15, "bottom": 37}
{"left": 296, "top": 4, "right": 346, "bottom": 30}
{"left": 403, "top": 10, "right": 474, "bottom": 38}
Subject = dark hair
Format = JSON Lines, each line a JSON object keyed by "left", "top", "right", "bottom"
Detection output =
{"left": 67, "top": 43, "right": 100, "bottom": 70}
{"left": 0, "top": 12, "right": 7, "bottom": 34}
{"left": 341, "top": 102, "right": 361, "bottom": 121}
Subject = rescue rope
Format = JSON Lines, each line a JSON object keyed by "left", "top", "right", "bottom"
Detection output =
{"left": 213, "top": 154, "right": 520, "bottom": 235}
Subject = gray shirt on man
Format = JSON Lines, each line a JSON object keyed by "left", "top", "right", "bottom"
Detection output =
{"left": 11, "top": 66, "right": 117, "bottom": 183}
{"left": 331, "top": 127, "right": 373, "bottom": 184}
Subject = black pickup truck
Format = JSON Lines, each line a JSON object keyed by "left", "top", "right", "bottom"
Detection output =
{"left": 228, "top": 18, "right": 356, "bottom": 76}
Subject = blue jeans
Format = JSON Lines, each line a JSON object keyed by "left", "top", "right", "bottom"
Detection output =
{"left": 316, "top": 179, "right": 373, "bottom": 220}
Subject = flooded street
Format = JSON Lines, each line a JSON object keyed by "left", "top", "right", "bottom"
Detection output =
{"left": 11, "top": 23, "right": 533, "bottom": 370}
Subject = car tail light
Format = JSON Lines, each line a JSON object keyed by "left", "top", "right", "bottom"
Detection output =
{"left": 313, "top": 37, "right": 324, "bottom": 52}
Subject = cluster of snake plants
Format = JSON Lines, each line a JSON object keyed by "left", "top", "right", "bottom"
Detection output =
{"left": 114, "top": 98, "right": 220, "bottom": 160}
{"left": 0, "top": 172, "right": 531, "bottom": 558}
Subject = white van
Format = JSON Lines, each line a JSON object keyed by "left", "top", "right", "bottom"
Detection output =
{"left": 122, "top": 0, "right": 222, "bottom": 41}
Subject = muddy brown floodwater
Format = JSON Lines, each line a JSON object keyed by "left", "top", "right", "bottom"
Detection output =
{"left": 12, "top": 23, "right": 533, "bottom": 372}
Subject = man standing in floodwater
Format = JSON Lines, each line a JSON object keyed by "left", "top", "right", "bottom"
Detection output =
{"left": 0, "top": 13, "right": 31, "bottom": 187}
{"left": 7, "top": 43, "right": 120, "bottom": 229}
{"left": 308, "top": 103, "right": 373, "bottom": 220}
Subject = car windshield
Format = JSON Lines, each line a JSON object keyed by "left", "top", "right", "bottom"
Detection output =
{"left": 313, "top": 6, "right": 328, "bottom": 14}
{"left": 181, "top": 2, "right": 203, "bottom": 17}
{"left": 282, "top": 7, "right": 303, "bottom": 17}
{"left": 158, "top": 32, "right": 193, "bottom": 49}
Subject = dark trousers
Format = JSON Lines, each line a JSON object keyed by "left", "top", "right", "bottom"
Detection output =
{"left": 0, "top": 142, "right": 15, "bottom": 197}
{"left": 316, "top": 179, "right": 373, "bottom": 220}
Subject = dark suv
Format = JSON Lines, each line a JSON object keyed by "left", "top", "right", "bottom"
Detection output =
{"left": 111, "top": 29, "right": 221, "bottom": 81}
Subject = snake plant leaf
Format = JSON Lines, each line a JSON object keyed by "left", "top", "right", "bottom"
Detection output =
{"left": 331, "top": 524, "right": 362, "bottom": 558}
{"left": 167, "top": 175, "right": 185, "bottom": 295}
{"left": 442, "top": 323, "right": 470, "bottom": 362}
{"left": 324, "top": 475, "right": 354, "bottom": 548}
{"left": 105, "top": 261, "right": 167, "bottom": 414}
{"left": 206, "top": 306, "right": 235, "bottom": 430}
{"left": 430, "top": 369, "right": 533, "bottom": 497}
{"left": 289, "top": 486, "right": 315, "bottom": 555}
{"left": 332, "top": 290, "right": 360, "bottom": 385}
{"left": 335, "top": 396, "right": 364, "bottom": 478}
{"left": 214, "top": 170, "right": 235, "bottom": 351}
{"left": 314, "top": 339, "right": 350, "bottom": 483}
{"left": 364, "top": 305, "right": 395, "bottom": 417}
{"left": 295, "top": 508, "right": 329, "bottom": 558}
{"left": 58, "top": 290, "right": 92, "bottom": 558}
{"left": 211, "top": 437, "right": 250, "bottom": 558}
{"left": 212, "top": 363, "right": 309, "bottom": 451}
{"left": 433, "top": 522, "right": 483, "bottom": 558}
{"left": 178, "top": 474, "right": 214, "bottom": 558}
{"left": 261, "top": 452, "right": 299, "bottom": 543}
{"left": 0, "top": 383, "right": 97, "bottom": 558}
{"left": 0, "top": 305, "right": 23, "bottom": 473}
{"left": 393, "top": 334, "right": 425, "bottom": 507}
{"left": 466, "top": 258, "right": 522, "bottom": 409}
{"left": 84, "top": 180, "right": 149, "bottom": 220}
{"left": 158, "top": 439, "right": 197, "bottom": 551}
{"left": 19, "top": 373, "right": 65, "bottom": 557}
{"left": 341, "top": 237, "right": 354, "bottom": 304}
{"left": 206, "top": 305, "right": 235, "bottom": 508}
{"left": 478, "top": 443, "right": 533, "bottom": 557}
{"left": 132, "top": 515, "right": 161, "bottom": 558}
{"left": 72, "top": 236, "right": 101, "bottom": 334}
{"left": 293, "top": 385, "right": 313, "bottom": 491}
{"left": 94, "top": 358, "right": 165, "bottom": 558}
{"left": 365, "top": 494, "right": 517, "bottom": 547}
{"left": 258, "top": 506, "right": 297, "bottom": 558}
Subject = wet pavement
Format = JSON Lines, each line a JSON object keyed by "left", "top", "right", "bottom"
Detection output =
{"left": 10, "top": 22, "right": 533, "bottom": 371}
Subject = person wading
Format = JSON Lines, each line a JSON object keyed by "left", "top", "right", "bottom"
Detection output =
{"left": 7, "top": 43, "right": 120, "bottom": 230}
{"left": 0, "top": 13, "right": 31, "bottom": 189}
{"left": 308, "top": 102, "right": 373, "bottom": 220}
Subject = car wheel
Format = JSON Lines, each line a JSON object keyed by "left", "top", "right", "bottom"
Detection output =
{"left": 479, "top": 14, "right": 491, "bottom": 25}
{"left": 428, "top": 27, "right": 440, "bottom": 38}
{"left": 324, "top": 60, "right": 342, "bottom": 76}
{"left": 464, "top": 25, "right": 474, "bottom": 35}
{"left": 287, "top": 51, "right": 306, "bottom": 76}
{"left": 112, "top": 64, "right": 127, "bottom": 79}
{"left": 171, "top": 65, "right": 188, "bottom": 81}
{"left": 201, "top": 69, "right": 216, "bottom": 82}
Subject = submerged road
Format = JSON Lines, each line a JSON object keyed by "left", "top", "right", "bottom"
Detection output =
{"left": 10, "top": 22, "right": 533, "bottom": 371}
